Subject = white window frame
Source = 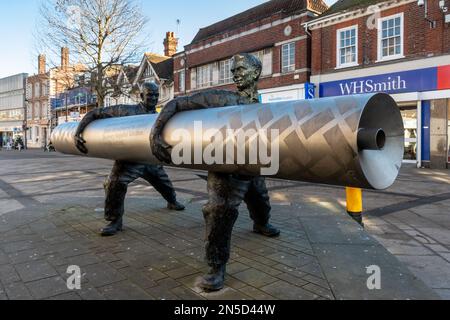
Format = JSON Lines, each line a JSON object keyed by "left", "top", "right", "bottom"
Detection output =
{"left": 179, "top": 70, "right": 185, "bottom": 92}
{"left": 219, "top": 59, "right": 233, "bottom": 85}
{"left": 377, "top": 12, "right": 404, "bottom": 62}
{"left": 34, "top": 82, "right": 40, "bottom": 98}
{"left": 281, "top": 42, "right": 296, "bottom": 74}
{"left": 42, "top": 83, "right": 48, "bottom": 96}
{"left": 336, "top": 25, "right": 359, "bottom": 69}
{"left": 196, "top": 64, "right": 213, "bottom": 89}
{"left": 144, "top": 65, "right": 153, "bottom": 78}
{"left": 252, "top": 48, "right": 273, "bottom": 77}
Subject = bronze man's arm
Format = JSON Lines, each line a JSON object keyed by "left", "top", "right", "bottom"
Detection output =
{"left": 151, "top": 90, "right": 248, "bottom": 163}
{"left": 74, "top": 105, "right": 128, "bottom": 154}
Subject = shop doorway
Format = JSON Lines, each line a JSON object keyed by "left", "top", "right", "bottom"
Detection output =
{"left": 400, "top": 106, "right": 418, "bottom": 163}
{"left": 2, "top": 132, "right": 14, "bottom": 147}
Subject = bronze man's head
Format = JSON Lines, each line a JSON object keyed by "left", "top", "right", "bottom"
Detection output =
{"left": 141, "top": 82, "right": 160, "bottom": 107}
{"left": 231, "top": 53, "right": 262, "bottom": 91}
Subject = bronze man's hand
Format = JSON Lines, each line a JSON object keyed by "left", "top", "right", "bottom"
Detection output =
{"left": 150, "top": 134, "right": 173, "bottom": 164}
{"left": 74, "top": 134, "right": 88, "bottom": 154}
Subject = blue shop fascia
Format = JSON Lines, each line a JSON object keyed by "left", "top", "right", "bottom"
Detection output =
{"left": 311, "top": 56, "right": 450, "bottom": 169}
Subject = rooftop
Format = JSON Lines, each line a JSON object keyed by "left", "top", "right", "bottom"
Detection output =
{"left": 191, "top": 0, "right": 328, "bottom": 44}
{"left": 320, "top": 0, "right": 387, "bottom": 17}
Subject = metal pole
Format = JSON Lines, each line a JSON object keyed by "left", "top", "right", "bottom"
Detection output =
{"left": 24, "top": 100, "right": 28, "bottom": 150}
{"left": 23, "top": 76, "right": 28, "bottom": 150}
{"left": 65, "top": 92, "right": 68, "bottom": 123}
{"left": 417, "top": 100, "right": 422, "bottom": 169}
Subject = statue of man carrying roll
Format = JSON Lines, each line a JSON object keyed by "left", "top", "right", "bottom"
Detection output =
{"left": 74, "top": 82, "right": 185, "bottom": 237}
{"left": 151, "top": 53, "right": 281, "bottom": 291}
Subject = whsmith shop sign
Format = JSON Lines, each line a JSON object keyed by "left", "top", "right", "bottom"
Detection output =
{"left": 319, "top": 65, "right": 450, "bottom": 97}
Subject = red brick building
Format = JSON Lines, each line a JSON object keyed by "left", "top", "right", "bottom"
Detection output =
{"left": 26, "top": 49, "right": 85, "bottom": 148}
{"left": 306, "top": 0, "right": 450, "bottom": 168}
{"left": 173, "top": 0, "right": 328, "bottom": 103}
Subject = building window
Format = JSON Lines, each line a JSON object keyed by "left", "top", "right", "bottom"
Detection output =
{"left": 34, "top": 103, "right": 39, "bottom": 120}
{"left": 42, "top": 83, "right": 48, "bottom": 96}
{"left": 34, "top": 83, "right": 40, "bottom": 98}
{"left": 179, "top": 70, "right": 185, "bottom": 92}
{"left": 252, "top": 49, "right": 273, "bottom": 77}
{"left": 27, "top": 105, "right": 32, "bottom": 120}
{"left": 281, "top": 42, "right": 295, "bottom": 73}
{"left": 219, "top": 59, "right": 233, "bottom": 84}
{"left": 337, "top": 26, "right": 358, "bottom": 68}
{"left": 144, "top": 65, "right": 153, "bottom": 78}
{"left": 378, "top": 13, "right": 404, "bottom": 61}
{"left": 196, "top": 64, "right": 213, "bottom": 88}
{"left": 26, "top": 83, "right": 32, "bottom": 100}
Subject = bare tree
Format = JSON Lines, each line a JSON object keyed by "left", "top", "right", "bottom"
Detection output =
{"left": 37, "top": 0, "right": 149, "bottom": 107}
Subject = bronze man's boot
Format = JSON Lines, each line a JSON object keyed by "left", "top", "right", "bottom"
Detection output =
{"left": 167, "top": 201, "right": 185, "bottom": 211}
{"left": 253, "top": 223, "right": 281, "bottom": 237}
{"left": 100, "top": 218, "right": 123, "bottom": 237}
{"left": 200, "top": 264, "right": 226, "bottom": 292}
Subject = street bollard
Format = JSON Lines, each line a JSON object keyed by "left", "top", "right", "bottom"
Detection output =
{"left": 346, "top": 187, "right": 364, "bottom": 227}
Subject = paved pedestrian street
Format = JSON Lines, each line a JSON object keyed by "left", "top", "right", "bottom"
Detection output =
{"left": 0, "top": 150, "right": 447, "bottom": 300}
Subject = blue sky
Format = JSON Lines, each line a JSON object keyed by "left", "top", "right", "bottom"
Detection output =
{"left": 0, "top": 0, "right": 337, "bottom": 78}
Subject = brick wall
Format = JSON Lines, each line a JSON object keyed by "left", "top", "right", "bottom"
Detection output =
{"left": 311, "top": 2, "right": 450, "bottom": 75}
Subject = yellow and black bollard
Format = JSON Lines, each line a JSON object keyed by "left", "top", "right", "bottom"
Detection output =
{"left": 346, "top": 187, "right": 364, "bottom": 227}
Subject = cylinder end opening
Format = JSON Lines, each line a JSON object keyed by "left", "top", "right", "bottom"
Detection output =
{"left": 358, "top": 128, "right": 386, "bottom": 151}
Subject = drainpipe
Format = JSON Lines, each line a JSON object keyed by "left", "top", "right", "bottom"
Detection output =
{"left": 303, "top": 22, "right": 312, "bottom": 37}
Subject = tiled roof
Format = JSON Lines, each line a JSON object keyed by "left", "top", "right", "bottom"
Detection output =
{"left": 124, "top": 65, "right": 139, "bottom": 82}
{"left": 151, "top": 58, "right": 173, "bottom": 81}
{"left": 191, "top": 0, "right": 328, "bottom": 44}
{"left": 321, "top": 0, "right": 387, "bottom": 17}
{"left": 145, "top": 53, "right": 170, "bottom": 64}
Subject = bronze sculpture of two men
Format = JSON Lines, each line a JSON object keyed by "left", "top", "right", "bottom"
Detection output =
{"left": 74, "top": 53, "right": 280, "bottom": 291}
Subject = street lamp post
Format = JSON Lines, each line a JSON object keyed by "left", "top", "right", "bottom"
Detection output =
{"left": 65, "top": 91, "right": 69, "bottom": 123}
{"left": 24, "top": 99, "right": 28, "bottom": 150}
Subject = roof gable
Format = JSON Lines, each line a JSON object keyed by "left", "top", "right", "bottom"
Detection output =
{"left": 133, "top": 53, "right": 174, "bottom": 86}
{"left": 151, "top": 59, "right": 174, "bottom": 81}
{"left": 116, "top": 65, "right": 138, "bottom": 86}
{"left": 145, "top": 53, "right": 170, "bottom": 64}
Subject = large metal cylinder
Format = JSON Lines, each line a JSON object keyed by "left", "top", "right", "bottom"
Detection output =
{"left": 51, "top": 93, "right": 404, "bottom": 190}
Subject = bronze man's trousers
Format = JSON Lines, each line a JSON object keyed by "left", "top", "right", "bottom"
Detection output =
{"left": 104, "top": 161, "right": 177, "bottom": 221}
{"left": 202, "top": 172, "right": 271, "bottom": 267}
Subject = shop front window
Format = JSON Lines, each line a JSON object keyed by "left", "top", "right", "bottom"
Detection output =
{"left": 400, "top": 106, "right": 417, "bottom": 161}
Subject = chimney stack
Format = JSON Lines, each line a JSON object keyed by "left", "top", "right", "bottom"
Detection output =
{"left": 38, "top": 54, "right": 46, "bottom": 74}
{"left": 163, "top": 32, "right": 178, "bottom": 57}
{"left": 61, "top": 47, "right": 69, "bottom": 70}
